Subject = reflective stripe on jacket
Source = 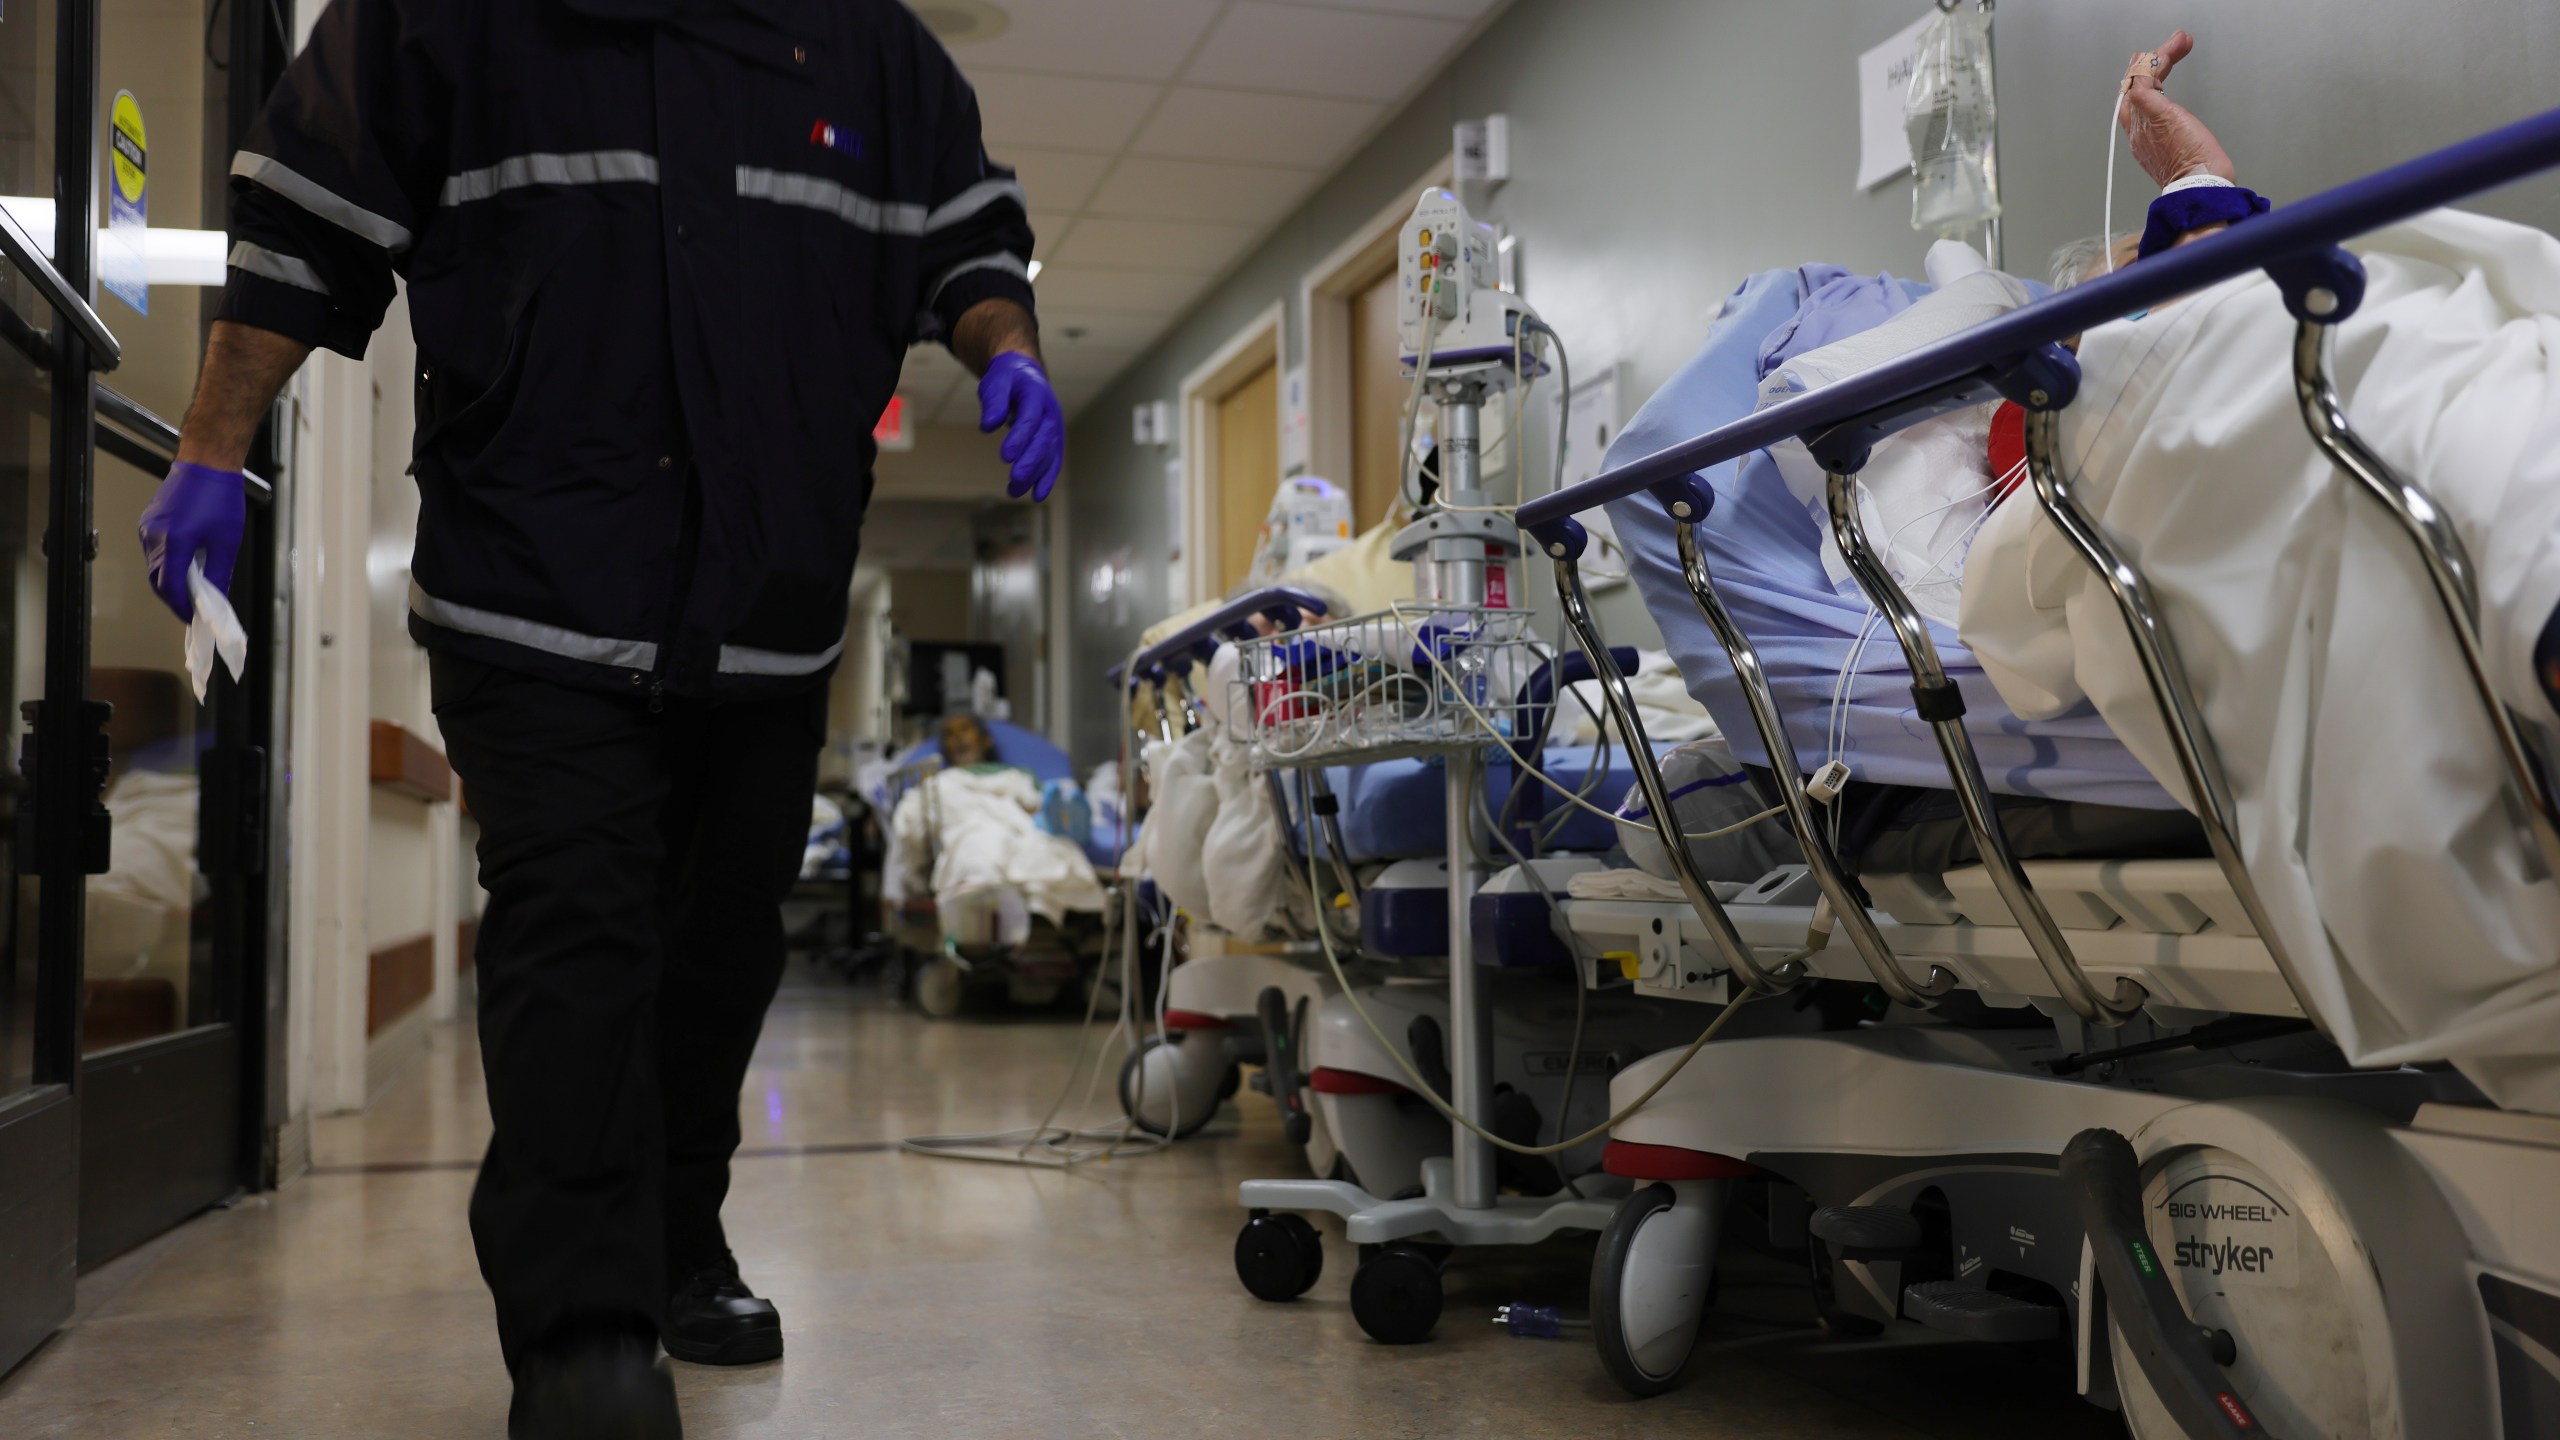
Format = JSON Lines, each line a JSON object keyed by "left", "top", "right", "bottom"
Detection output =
{"left": 219, "top": 0, "right": 1036, "bottom": 697}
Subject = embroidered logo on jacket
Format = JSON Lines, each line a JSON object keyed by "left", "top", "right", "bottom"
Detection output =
{"left": 810, "top": 121, "right": 864, "bottom": 160}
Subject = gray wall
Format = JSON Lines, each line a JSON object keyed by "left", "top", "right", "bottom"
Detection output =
{"left": 1060, "top": 0, "right": 2560, "bottom": 765}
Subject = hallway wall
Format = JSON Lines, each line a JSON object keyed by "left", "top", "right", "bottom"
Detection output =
{"left": 1059, "top": 0, "right": 2560, "bottom": 764}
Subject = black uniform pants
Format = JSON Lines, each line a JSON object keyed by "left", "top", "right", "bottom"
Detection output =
{"left": 431, "top": 652, "right": 821, "bottom": 1371}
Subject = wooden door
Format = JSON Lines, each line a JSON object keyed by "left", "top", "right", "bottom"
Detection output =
{"left": 1215, "top": 359, "right": 1280, "bottom": 594}
{"left": 1347, "top": 265, "right": 1410, "bottom": 533}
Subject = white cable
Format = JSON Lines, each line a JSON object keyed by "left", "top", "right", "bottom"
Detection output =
{"left": 902, "top": 638, "right": 1186, "bottom": 1169}
{"left": 2105, "top": 85, "right": 2129, "bottom": 274}
{"left": 1396, "top": 268, "right": 1445, "bottom": 512}
{"left": 1300, "top": 801, "right": 1782, "bottom": 1157}
{"left": 1371, "top": 601, "right": 1785, "bottom": 841}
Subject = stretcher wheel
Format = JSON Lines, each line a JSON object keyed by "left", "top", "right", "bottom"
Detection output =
{"left": 1349, "top": 1244, "right": 1442, "bottom": 1344}
{"left": 1119, "top": 1036, "right": 1223, "bottom": 1139}
{"left": 1592, "top": 1183, "right": 1717, "bottom": 1397}
{"left": 1234, "top": 1211, "right": 1323, "bottom": 1302}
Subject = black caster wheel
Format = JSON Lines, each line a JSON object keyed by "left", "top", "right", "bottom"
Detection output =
{"left": 1593, "top": 1184, "right": 1713, "bottom": 1397}
{"left": 1350, "top": 1244, "right": 1443, "bottom": 1344}
{"left": 1234, "top": 1211, "right": 1324, "bottom": 1302}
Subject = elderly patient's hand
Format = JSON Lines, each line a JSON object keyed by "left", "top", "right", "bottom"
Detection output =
{"left": 2121, "top": 30, "right": 2236, "bottom": 188}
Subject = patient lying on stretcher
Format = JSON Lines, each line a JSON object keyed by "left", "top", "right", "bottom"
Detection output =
{"left": 1608, "top": 29, "right": 2560, "bottom": 1110}
{"left": 889, "top": 714, "right": 1107, "bottom": 926}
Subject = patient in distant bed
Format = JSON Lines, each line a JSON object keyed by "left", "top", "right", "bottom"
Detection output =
{"left": 889, "top": 713, "right": 1108, "bottom": 924}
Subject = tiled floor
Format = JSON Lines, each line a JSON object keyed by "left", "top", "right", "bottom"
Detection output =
{"left": 0, "top": 967, "right": 2124, "bottom": 1438}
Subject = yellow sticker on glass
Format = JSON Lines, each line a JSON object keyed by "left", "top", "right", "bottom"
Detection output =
{"left": 110, "top": 92, "right": 146, "bottom": 204}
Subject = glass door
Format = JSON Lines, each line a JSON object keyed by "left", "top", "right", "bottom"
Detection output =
{"left": 0, "top": 0, "right": 88, "bottom": 1375}
{"left": 72, "top": 0, "right": 274, "bottom": 1269}
{"left": 0, "top": 0, "right": 281, "bottom": 1373}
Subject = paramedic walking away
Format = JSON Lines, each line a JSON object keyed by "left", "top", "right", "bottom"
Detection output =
{"left": 132, "top": 1, "right": 1065, "bottom": 1433}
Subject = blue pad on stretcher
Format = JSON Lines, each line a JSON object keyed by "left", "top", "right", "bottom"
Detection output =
{"left": 1312, "top": 744, "right": 1638, "bottom": 862}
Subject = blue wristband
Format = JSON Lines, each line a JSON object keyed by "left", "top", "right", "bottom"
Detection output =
{"left": 2137, "top": 185, "right": 2271, "bottom": 261}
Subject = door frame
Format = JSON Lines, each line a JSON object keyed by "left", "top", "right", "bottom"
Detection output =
{"left": 1176, "top": 301, "right": 1285, "bottom": 606}
{"left": 1297, "top": 159, "right": 1452, "bottom": 498}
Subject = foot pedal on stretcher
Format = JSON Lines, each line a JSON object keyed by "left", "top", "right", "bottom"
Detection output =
{"left": 1809, "top": 1205, "right": 1923, "bottom": 1257}
{"left": 1902, "top": 1282, "right": 2063, "bottom": 1343}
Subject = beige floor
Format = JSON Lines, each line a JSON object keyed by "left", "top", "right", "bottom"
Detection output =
{"left": 0, "top": 968, "right": 2124, "bottom": 1438}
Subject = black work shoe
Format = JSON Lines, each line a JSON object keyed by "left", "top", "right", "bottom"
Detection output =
{"left": 662, "top": 1265, "right": 784, "bottom": 1366}
{"left": 508, "top": 1331, "right": 681, "bottom": 1440}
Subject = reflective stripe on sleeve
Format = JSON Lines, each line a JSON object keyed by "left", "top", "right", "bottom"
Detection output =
{"left": 227, "top": 241, "right": 329, "bottom": 294}
{"left": 719, "top": 638, "right": 845, "bottom": 677}
{"left": 923, "top": 177, "right": 1026, "bottom": 234}
{"left": 734, "top": 166, "right": 927, "bottom": 236}
{"left": 925, "top": 252, "right": 1030, "bottom": 308}
{"left": 441, "top": 150, "right": 661, "bottom": 206}
{"left": 231, "top": 151, "right": 414, "bottom": 251}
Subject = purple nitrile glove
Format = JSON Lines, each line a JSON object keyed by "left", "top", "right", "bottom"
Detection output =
{"left": 977, "top": 351, "right": 1064, "bottom": 502}
{"left": 138, "top": 460, "right": 246, "bottom": 623}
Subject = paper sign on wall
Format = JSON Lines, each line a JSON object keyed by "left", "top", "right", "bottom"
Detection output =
{"left": 1280, "top": 364, "right": 1310, "bottom": 475}
{"left": 103, "top": 90, "right": 147, "bottom": 314}
{"left": 1855, "top": 12, "right": 1933, "bottom": 191}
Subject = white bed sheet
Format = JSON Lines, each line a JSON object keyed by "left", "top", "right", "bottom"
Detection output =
{"left": 1960, "top": 209, "right": 2560, "bottom": 1112}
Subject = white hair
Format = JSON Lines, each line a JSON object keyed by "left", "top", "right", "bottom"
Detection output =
{"left": 2049, "top": 233, "right": 2136, "bottom": 289}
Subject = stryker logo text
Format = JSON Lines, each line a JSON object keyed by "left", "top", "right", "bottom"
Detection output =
{"left": 2177, "top": 1235, "right": 2278, "bottom": 1277}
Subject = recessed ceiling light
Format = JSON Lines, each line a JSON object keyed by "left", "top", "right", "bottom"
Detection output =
{"left": 916, "top": 0, "right": 1010, "bottom": 45}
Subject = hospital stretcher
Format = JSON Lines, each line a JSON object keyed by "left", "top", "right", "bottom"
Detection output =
{"left": 870, "top": 718, "right": 1107, "bottom": 1017}
{"left": 1504, "top": 106, "right": 2560, "bottom": 1435}
{"left": 1108, "top": 589, "right": 1698, "bottom": 1194}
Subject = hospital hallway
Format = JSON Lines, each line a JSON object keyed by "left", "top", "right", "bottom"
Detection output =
{"left": 0, "top": 963, "right": 2122, "bottom": 1440}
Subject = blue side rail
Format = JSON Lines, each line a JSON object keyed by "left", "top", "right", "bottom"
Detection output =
{"left": 1109, "top": 586, "right": 1330, "bottom": 689}
{"left": 1513, "top": 103, "right": 2560, "bottom": 546}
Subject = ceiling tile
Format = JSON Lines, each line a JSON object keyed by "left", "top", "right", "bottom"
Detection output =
{"left": 1042, "top": 345, "right": 1147, "bottom": 383}
{"left": 1129, "top": 87, "right": 1382, "bottom": 166}
{"left": 973, "top": 72, "right": 1164, "bottom": 153}
{"left": 1004, "top": 148, "right": 1117, "bottom": 213}
{"left": 1035, "top": 311, "right": 1169, "bottom": 350}
{"left": 1086, "top": 156, "right": 1320, "bottom": 226}
{"left": 1183, "top": 3, "right": 1468, "bottom": 102}
{"left": 1029, "top": 212, "right": 1072, "bottom": 262}
{"left": 1032, "top": 265, "right": 1209, "bottom": 315}
{"left": 1301, "top": 0, "right": 1499, "bottom": 17}
{"left": 941, "top": 0, "right": 1225, "bottom": 82}
{"left": 1051, "top": 216, "right": 1261, "bottom": 274}
{"left": 1054, "top": 376, "right": 1113, "bottom": 417}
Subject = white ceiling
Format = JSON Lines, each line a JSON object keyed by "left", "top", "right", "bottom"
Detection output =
{"left": 893, "top": 0, "right": 1506, "bottom": 431}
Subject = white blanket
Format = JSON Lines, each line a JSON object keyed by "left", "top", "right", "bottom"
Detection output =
{"left": 1959, "top": 209, "right": 2560, "bottom": 1112}
{"left": 891, "top": 767, "right": 1107, "bottom": 925}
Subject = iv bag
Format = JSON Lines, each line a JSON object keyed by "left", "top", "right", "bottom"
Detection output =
{"left": 1904, "top": 4, "right": 2001, "bottom": 234}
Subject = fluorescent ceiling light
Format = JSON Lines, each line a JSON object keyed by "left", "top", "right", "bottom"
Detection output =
{"left": 1027, "top": 259, "right": 1042, "bottom": 282}
{"left": 2, "top": 196, "right": 229, "bottom": 287}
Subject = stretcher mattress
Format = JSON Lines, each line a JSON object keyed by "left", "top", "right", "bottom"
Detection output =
{"left": 1318, "top": 744, "right": 1640, "bottom": 862}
